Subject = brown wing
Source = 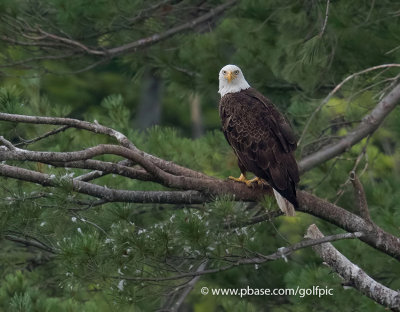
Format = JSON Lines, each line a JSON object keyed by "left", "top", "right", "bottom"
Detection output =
{"left": 245, "top": 88, "right": 297, "bottom": 153}
{"left": 219, "top": 88, "right": 299, "bottom": 207}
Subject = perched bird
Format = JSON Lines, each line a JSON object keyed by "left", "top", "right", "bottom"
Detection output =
{"left": 218, "top": 64, "right": 299, "bottom": 216}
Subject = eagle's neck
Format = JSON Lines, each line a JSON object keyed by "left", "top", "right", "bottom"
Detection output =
{"left": 218, "top": 79, "right": 250, "bottom": 97}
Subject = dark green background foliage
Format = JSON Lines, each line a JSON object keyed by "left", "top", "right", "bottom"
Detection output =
{"left": 1, "top": 0, "right": 400, "bottom": 311}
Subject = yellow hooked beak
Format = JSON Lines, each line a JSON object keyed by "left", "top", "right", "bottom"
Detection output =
{"left": 225, "top": 71, "right": 234, "bottom": 83}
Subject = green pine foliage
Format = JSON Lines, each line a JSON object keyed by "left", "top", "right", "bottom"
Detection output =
{"left": 1, "top": 0, "right": 400, "bottom": 311}
{"left": 1, "top": 82, "right": 399, "bottom": 311}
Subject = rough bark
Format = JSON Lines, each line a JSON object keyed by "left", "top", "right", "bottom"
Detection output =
{"left": 307, "top": 224, "right": 400, "bottom": 311}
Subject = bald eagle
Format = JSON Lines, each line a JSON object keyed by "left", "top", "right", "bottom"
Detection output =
{"left": 218, "top": 64, "right": 299, "bottom": 216}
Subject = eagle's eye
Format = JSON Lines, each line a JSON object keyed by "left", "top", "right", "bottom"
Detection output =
{"left": 222, "top": 70, "right": 227, "bottom": 75}
{"left": 234, "top": 70, "right": 239, "bottom": 75}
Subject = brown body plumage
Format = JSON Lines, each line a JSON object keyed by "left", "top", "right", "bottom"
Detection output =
{"left": 219, "top": 87, "right": 300, "bottom": 208}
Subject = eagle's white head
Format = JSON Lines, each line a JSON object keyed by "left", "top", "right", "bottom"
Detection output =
{"left": 218, "top": 64, "right": 250, "bottom": 97}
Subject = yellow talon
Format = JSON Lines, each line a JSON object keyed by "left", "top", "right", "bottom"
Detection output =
{"left": 229, "top": 174, "right": 262, "bottom": 187}
{"left": 229, "top": 173, "right": 247, "bottom": 183}
{"left": 247, "top": 177, "right": 263, "bottom": 186}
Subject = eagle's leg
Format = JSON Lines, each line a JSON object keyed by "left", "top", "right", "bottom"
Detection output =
{"left": 229, "top": 159, "right": 256, "bottom": 186}
{"left": 230, "top": 159, "right": 258, "bottom": 186}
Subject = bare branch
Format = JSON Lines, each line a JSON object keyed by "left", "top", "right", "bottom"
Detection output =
{"left": 0, "top": 163, "right": 210, "bottom": 204}
{"left": 15, "top": 125, "right": 70, "bottom": 147}
{"left": 298, "top": 65, "right": 400, "bottom": 147}
{"left": 0, "top": 136, "right": 16, "bottom": 150}
{"left": 4, "top": 233, "right": 56, "bottom": 254}
{"left": 0, "top": 144, "right": 269, "bottom": 200}
{"left": 53, "top": 159, "right": 154, "bottom": 182}
{"left": 334, "top": 135, "right": 370, "bottom": 204}
{"left": 107, "top": 0, "right": 237, "bottom": 57}
{"left": 4, "top": 157, "right": 398, "bottom": 262}
{"left": 307, "top": 224, "right": 400, "bottom": 311}
{"left": 319, "top": 0, "right": 330, "bottom": 37}
{"left": 0, "top": 112, "right": 135, "bottom": 148}
{"left": 74, "top": 159, "right": 138, "bottom": 182}
{"left": 125, "top": 0, "right": 173, "bottom": 24}
{"left": 36, "top": 28, "right": 107, "bottom": 56}
{"left": 0, "top": 112, "right": 211, "bottom": 180}
{"left": 162, "top": 261, "right": 208, "bottom": 312}
{"left": 349, "top": 171, "right": 371, "bottom": 222}
{"left": 299, "top": 82, "right": 400, "bottom": 172}
{"left": 298, "top": 191, "right": 400, "bottom": 261}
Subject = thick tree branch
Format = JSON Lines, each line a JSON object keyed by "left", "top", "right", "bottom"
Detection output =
{"left": 299, "top": 82, "right": 400, "bottom": 172}
{"left": 162, "top": 261, "right": 208, "bottom": 312}
{"left": 0, "top": 144, "right": 268, "bottom": 201}
{"left": 300, "top": 83, "right": 400, "bottom": 171}
{"left": 0, "top": 136, "right": 16, "bottom": 150}
{"left": 3, "top": 158, "right": 398, "bottom": 262}
{"left": 298, "top": 191, "right": 400, "bottom": 261}
{"left": 307, "top": 224, "right": 400, "bottom": 311}
{"left": 0, "top": 164, "right": 210, "bottom": 204}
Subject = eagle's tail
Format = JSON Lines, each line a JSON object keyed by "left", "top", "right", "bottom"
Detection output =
{"left": 273, "top": 189, "right": 296, "bottom": 217}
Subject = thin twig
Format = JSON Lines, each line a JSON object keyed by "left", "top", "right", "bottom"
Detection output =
{"left": 349, "top": 171, "right": 371, "bottom": 223}
{"left": 4, "top": 234, "right": 56, "bottom": 254}
{"left": 16, "top": 125, "right": 70, "bottom": 146}
{"left": 334, "top": 135, "right": 371, "bottom": 205}
{"left": 319, "top": 0, "right": 330, "bottom": 37}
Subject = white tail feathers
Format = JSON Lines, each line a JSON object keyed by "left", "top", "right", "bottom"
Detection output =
{"left": 273, "top": 189, "right": 296, "bottom": 216}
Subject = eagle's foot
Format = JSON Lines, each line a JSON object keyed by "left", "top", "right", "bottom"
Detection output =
{"left": 247, "top": 177, "right": 263, "bottom": 187}
{"left": 229, "top": 174, "right": 261, "bottom": 187}
{"left": 229, "top": 173, "right": 249, "bottom": 184}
